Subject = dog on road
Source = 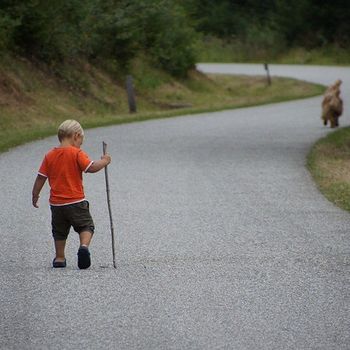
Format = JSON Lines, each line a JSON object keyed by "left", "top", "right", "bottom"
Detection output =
{"left": 321, "top": 79, "right": 343, "bottom": 128}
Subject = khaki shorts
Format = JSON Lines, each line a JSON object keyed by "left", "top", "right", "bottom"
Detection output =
{"left": 50, "top": 201, "right": 95, "bottom": 241}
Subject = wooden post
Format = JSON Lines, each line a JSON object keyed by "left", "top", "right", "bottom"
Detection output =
{"left": 126, "top": 75, "right": 137, "bottom": 113}
{"left": 264, "top": 63, "right": 271, "bottom": 86}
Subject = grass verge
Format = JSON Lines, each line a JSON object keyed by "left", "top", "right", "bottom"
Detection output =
{"left": 0, "top": 55, "right": 324, "bottom": 153}
{"left": 199, "top": 37, "right": 350, "bottom": 66}
{"left": 308, "top": 127, "right": 350, "bottom": 211}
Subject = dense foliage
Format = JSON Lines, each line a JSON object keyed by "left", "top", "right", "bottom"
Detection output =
{"left": 182, "top": 0, "right": 350, "bottom": 48}
{"left": 0, "top": 0, "right": 198, "bottom": 76}
{"left": 0, "top": 0, "right": 349, "bottom": 75}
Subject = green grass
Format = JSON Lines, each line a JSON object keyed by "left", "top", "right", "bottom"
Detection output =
{"left": 308, "top": 127, "right": 350, "bottom": 211}
{"left": 199, "top": 37, "right": 350, "bottom": 66}
{"left": 0, "top": 55, "right": 324, "bottom": 153}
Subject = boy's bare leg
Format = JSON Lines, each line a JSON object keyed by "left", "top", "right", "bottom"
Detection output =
{"left": 54, "top": 240, "right": 66, "bottom": 262}
{"left": 79, "top": 231, "right": 92, "bottom": 247}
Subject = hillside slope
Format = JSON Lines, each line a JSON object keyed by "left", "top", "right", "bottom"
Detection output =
{"left": 0, "top": 55, "right": 324, "bottom": 152}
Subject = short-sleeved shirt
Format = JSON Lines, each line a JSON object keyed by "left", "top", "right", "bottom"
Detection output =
{"left": 38, "top": 146, "right": 93, "bottom": 206}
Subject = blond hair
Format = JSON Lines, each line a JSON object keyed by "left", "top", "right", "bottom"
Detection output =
{"left": 58, "top": 120, "right": 84, "bottom": 141}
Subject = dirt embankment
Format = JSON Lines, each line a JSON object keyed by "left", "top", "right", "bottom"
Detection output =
{"left": 0, "top": 70, "right": 33, "bottom": 107}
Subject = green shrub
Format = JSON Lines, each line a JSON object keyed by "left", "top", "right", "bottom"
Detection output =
{"left": 137, "top": 1, "right": 198, "bottom": 76}
{"left": 85, "top": 0, "right": 198, "bottom": 76}
{"left": 0, "top": 11, "right": 19, "bottom": 50}
{"left": 82, "top": 0, "right": 139, "bottom": 66}
{"left": 12, "top": 0, "right": 86, "bottom": 62}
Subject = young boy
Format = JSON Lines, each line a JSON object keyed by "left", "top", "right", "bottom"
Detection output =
{"left": 32, "top": 120, "right": 111, "bottom": 269}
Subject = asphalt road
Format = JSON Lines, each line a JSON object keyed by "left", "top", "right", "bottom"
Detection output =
{"left": 1, "top": 64, "right": 350, "bottom": 350}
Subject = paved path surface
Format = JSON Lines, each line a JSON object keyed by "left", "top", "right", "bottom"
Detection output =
{"left": 1, "top": 64, "right": 350, "bottom": 350}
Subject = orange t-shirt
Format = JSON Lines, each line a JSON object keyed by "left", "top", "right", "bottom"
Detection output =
{"left": 38, "top": 146, "right": 93, "bottom": 205}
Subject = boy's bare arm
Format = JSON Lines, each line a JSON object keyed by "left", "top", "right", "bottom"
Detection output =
{"left": 87, "top": 154, "right": 111, "bottom": 173}
{"left": 32, "top": 175, "right": 47, "bottom": 208}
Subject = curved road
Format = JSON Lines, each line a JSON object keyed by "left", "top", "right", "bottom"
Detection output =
{"left": 1, "top": 64, "right": 350, "bottom": 349}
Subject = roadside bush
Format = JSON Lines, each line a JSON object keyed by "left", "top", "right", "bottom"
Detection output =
{"left": 136, "top": 1, "right": 198, "bottom": 76}
{"left": 84, "top": 0, "right": 198, "bottom": 76}
{"left": 242, "top": 23, "right": 286, "bottom": 60}
{"left": 12, "top": 0, "right": 86, "bottom": 62}
{"left": 0, "top": 1, "right": 22, "bottom": 51}
{"left": 0, "top": 11, "right": 19, "bottom": 51}
{"left": 82, "top": 0, "right": 139, "bottom": 66}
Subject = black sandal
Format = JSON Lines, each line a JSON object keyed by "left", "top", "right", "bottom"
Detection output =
{"left": 77, "top": 246, "right": 91, "bottom": 269}
{"left": 53, "top": 258, "right": 66, "bottom": 268}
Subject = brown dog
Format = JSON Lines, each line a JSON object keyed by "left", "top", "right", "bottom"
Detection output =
{"left": 321, "top": 79, "right": 343, "bottom": 128}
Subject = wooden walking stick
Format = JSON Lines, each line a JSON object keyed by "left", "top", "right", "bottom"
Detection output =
{"left": 103, "top": 142, "right": 116, "bottom": 269}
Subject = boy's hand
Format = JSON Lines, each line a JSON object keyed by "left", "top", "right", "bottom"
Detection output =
{"left": 32, "top": 195, "right": 39, "bottom": 208}
{"left": 87, "top": 154, "right": 111, "bottom": 173}
{"left": 32, "top": 174, "right": 46, "bottom": 208}
{"left": 101, "top": 153, "right": 111, "bottom": 165}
